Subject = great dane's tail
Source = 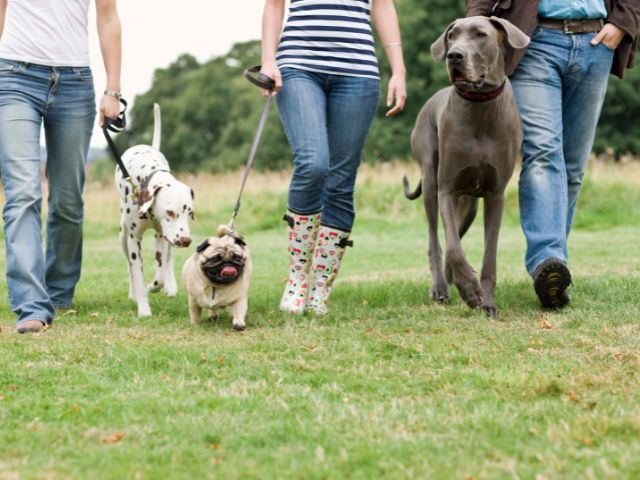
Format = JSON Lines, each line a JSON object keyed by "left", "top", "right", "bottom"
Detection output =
{"left": 402, "top": 175, "right": 422, "bottom": 200}
{"left": 152, "top": 103, "right": 162, "bottom": 151}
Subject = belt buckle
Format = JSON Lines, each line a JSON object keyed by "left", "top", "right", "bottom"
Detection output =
{"left": 563, "top": 19, "right": 575, "bottom": 35}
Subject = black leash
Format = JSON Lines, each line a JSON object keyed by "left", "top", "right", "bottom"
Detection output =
{"left": 102, "top": 98, "right": 137, "bottom": 196}
{"left": 228, "top": 66, "right": 276, "bottom": 233}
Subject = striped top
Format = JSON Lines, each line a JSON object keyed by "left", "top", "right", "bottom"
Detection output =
{"left": 276, "top": 0, "right": 380, "bottom": 79}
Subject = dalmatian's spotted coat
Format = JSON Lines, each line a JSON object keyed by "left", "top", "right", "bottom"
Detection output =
{"left": 115, "top": 104, "right": 194, "bottom": 317}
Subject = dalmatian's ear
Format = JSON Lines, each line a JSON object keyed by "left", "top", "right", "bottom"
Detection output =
{"left": 138, "top": 185, "right": 162, "bottom": 214}
{"left": 196, "top": 238, "right": 210, "bottom": 253}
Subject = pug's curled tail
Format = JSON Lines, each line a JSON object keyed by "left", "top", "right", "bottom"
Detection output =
{"left": 217, "top": 224, "right": 231, "bottom": 237}
{"left": 402, "top": 175, "right": 422, "bottom": 200}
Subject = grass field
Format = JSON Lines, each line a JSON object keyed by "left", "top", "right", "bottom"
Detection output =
{"left": 1, "top": 160, "right": 640, "bottom": 479}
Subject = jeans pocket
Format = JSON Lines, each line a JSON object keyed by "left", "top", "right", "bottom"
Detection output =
{"left": 0, "top": 60, "right": 18, "bottom": 74}
{"left": 74, "top": 67, "right": 94, "bottom": 82}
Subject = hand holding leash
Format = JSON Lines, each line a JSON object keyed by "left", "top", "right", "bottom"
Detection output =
{"left": 102, "top": 98, "right": 137, "bottom": 197}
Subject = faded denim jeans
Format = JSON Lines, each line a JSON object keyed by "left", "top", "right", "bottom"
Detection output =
{"left": 0, "top": 59, "right": 95, "bottom": 326}
{"left": 276, "top": 67, "right": 380, "bottom": 231}
{"left": 510, "top": 27, "right": 614, "bottom": 275}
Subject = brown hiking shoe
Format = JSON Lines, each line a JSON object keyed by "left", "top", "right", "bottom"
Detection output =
{"left": 15, "top": 320, "right": 47, "bottom": 334}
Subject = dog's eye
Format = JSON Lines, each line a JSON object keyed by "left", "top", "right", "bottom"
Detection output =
{"left": 476, "top": 31, "right": 488, "bottom": 38}
{"left": 166, "top": 210, "right": 176, "bottom": 219}
{"left": 233, "top": 254, "right": 243, "bottom": 261}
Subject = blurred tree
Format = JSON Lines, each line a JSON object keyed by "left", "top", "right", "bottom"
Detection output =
{"left": 119, "top": 0, "right": 638, "bottom": 172}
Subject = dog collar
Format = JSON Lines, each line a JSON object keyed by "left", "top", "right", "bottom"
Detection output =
{"left": 455, "top": 80, "right": 506, "bottom": 102}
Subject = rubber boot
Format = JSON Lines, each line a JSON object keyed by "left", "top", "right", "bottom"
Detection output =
{"left": 279, "top": 211, "right": 321, "bottom": 314}
{"left": 308, "top": 226, "right": 352, "bottom": 315}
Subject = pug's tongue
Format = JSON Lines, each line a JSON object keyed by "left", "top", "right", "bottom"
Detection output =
{"left": 220, "top": 265, "right": 238, "bottom": 278}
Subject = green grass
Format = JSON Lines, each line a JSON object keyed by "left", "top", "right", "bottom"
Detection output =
{"left": 1, "top": 163, "right": 640, "bottom": 479}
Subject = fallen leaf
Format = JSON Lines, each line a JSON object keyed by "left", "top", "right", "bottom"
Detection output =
{"left": 90, "top": 312, "right": 100, "bottom": 318}
{"left": 70, "top": 404, "right": 79, "bottom": 413}
{"left": 0, "top": 395, "right": 5, "bottom": 401}
{"left": 527, "top": 348, "right": 541, "bottom": 354}
{"left": 217, "top": 356, "right": 225, "bottom": 366}
{"left": 579, "top": 436, "right": 593, "bottom": 447}
{"left": 538, "top": 316, "right": 553, "bottom": 329}
{"left": 101, "top": 432, "right": 124, "bottom": 444}
{"left": 612, "top": 352, "right": 623, "bottom": 361}
{"left": 566, "top": 391, "right": 580, "bottom": 403}
{"left": 63, "top": 309, "right": 79, "bottom": 316}
{"left": 530, "top": 340, "right": 543, "bottom": 345}
{"left": 199, "top": 353, "right": 208, "bottom": 363}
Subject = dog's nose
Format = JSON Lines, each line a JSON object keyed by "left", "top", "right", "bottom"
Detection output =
{"left": 447, "top": 49, "right": 465, "bottom": 62}
{"left": 177, "top": 236, "right": 192, "bottom": 247}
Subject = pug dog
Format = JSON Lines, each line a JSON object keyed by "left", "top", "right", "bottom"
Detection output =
{"left": 182, "top": 225, "right": 252, "bottom": 330}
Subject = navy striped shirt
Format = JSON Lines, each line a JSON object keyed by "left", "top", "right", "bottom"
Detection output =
{"left": 276, "top": 0, "right": 380, "bottom": 79}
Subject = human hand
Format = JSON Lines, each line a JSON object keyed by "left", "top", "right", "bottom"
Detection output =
{"left": 385, "top": 72, "right": 406, "bottom": 117}
{"left": 100, "top": 94, "right": 121, "bottom": 128}
{"left": 591, "top": 23, "right": 626, "bottom": 50}
{"left": 260, "top": 61, "right": 282, "bottom": 96}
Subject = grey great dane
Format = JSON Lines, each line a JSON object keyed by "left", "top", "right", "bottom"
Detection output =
{"left": 403, "top": 16, "right": 529, "bottom": 317}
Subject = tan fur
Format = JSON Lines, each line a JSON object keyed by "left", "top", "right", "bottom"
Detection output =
{"left": 181, "top": 227, "right": 252, "bottom": 330}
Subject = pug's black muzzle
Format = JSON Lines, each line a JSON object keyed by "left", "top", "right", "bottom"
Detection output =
{"left": 201, "top": 258, "right": 245, "bottom": 285}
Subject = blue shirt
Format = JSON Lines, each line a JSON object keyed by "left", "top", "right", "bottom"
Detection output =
{"left": 538, "top": 0, "right": 607, "bottom": 19}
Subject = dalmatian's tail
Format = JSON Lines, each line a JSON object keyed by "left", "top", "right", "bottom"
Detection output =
{"left": 152, "top": 103, "right": 162, "bottom": 151}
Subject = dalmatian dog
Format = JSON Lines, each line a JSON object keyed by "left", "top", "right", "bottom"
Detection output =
{"left": 115, "top": 104, "right": 194, "bottom": 317}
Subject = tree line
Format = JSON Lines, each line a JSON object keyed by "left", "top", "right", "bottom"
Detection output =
{"left": 117, "top": 0, "right": 640, "bottom": 172}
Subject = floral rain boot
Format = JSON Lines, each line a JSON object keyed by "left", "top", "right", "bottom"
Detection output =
{"left": 308, "top": 226, "right": 352, "bottom": 315}
{"left": 279, "top": 211, "right": 321, "bottom": 314}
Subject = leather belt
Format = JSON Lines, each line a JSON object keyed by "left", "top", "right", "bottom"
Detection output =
{"left": 537, "top": 17, "right": 604, "bottom": 34}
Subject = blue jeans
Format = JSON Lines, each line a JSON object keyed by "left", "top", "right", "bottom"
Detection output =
{"left": 510, "top": 28, "right": 614, "bottom": 275}
{"left": 276, "top": 67, "right": 380, "bottom": 231}
{"left": 0, "top": 59, "right": 95, "bottom": 325}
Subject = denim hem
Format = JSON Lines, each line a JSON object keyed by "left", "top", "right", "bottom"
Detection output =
{"left": 320, "top": 222, "right": 351, "bottom": 233}
{"left": 287, "top": 206, "right": 323, "bottom": 216}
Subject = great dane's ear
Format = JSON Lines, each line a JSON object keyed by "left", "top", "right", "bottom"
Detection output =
{"left": 489, "top": 16, "right": 530, "bottom": 49}
{"left": 196, "top": 238, "right": 210, "bottom": 253}
{"left": 138, "top": 185, "right": 162, "bottom": 214}
{"left": 431, "top": 20, "right": 457, "bottom": 61}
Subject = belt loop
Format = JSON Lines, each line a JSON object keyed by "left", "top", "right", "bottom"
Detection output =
{"left": 563, "top": 19, "right": 572, "bottom": 35}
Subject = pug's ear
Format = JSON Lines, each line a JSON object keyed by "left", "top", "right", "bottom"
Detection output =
{"left": 196, "top": 239, "right": 210, "bottom": 253}
{"left": 233, "top": 235, "right": 246, "bottom": 247}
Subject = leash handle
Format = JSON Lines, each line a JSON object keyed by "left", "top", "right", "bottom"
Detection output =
{"left": 244, "top": 65, "right": 276, "bottom": 91}
{"left": 102, "top": 97, "right": 134, "bottom": 183}
{"left": 103, "top": 98, "right": 130, "bottom": 134}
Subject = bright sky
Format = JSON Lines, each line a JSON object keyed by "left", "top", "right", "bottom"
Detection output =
{"left": 88, "top": 0, "right": 266, "bottom": 146}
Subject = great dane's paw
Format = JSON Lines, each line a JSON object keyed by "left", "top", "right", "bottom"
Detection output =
{"left": 430, "top": 282, "right": 450, "bottom": 303}
{"left": 147, "top": 281, "right": 162, "bottom": 294}
{"left": 481, "top": 301, "right": 497, "bottom": 318}
{"left": 456, "top": 278, "right": 483, "bottom": 310}
{"left": 233, "top": 322, "right": 246, "bottom": 332}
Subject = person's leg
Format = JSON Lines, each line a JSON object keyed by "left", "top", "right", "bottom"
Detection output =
{"left": 276, "top": 68, "right": 329, "bottom": 313}
{"left": 321, "top": 75, "right": 380, "bottom": 231}
{"left": 0, "top": 61, "right": 52, "bottom": 328}
{"left": 42, "top": 67, "right": 96, "bottom": 308}
{"left": 308, "top": 74, "right": 379, "bottom": 314}
{"left": 562, "top": 35, "right": 614, "bottom": 236}
{"left": 510, "top": 28, "right": 570, "bottom": 276}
